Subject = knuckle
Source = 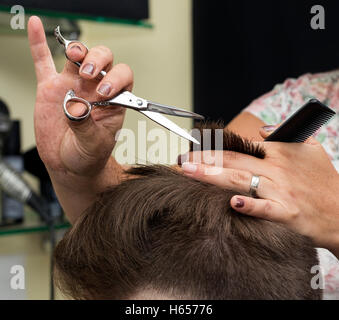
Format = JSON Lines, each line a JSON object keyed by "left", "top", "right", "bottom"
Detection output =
{"left": 96, "top": 45, "right": 111, "bottom": 54}
{"left": 33, "top": 44, "right": 49, "bottom": 61}
{"left": 103, "top": 64, "right": 134, "bottom": 90}
{"left": 191, "top": 151, "right": 202, "bottom": 164}
{"left": 287, "top": 206, "right": 299, "bottom": 221}
{"left": 272, "top": 165, "right": 286, "bottom": 179}
{"left": 266, "top": 161, "right": 288, "bottom": 180}
{"left": 262, "top": 201, "right": 272, "bottom": 218}
{"left": 225, "top": 151, "right": 238, "bottom": 161}
{"left": 117, "top": 63, "right": 134, "bottom": 78}
{"left": 246, "top": 198, "right": 256, "bottom": 213}
{"left": 271, "top": 144, "right": 291, "bottom": 159}
{"left": 229, "top": 170, "right": 248, "bottom": 187}
{"left": 105, "top": 73, "right": 122, "bottom": 89}
{"left": 114, "top": 64, "right": 134, "bottom": 89}
{"left": 201, "top": 150, "right": 217, "bottom": 165}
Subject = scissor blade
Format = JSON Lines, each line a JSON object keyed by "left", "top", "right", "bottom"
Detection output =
{"left": 139, "top": 110, "right": 200, "bottom": 144}
{"left": 147, "top": 102, "right": 205, "bottom": 120}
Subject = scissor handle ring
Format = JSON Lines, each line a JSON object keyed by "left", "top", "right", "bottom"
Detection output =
{"left": 64, "top": 40, "right": 89, "bottom": 61}
{"left": 63, "top": 90, "right": 92, "bottom": 122}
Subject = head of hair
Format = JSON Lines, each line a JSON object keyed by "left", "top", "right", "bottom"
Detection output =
{"left": 54, "top": 122, "right": 321, "bottom": 300}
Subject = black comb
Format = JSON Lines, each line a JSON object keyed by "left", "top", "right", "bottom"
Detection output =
{"left": 264, "top": 99, "right": 336, "bottom": 143}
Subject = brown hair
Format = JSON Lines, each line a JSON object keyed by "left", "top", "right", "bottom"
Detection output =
{"left": 54, "top": 123, "right": 321, "bottom": 300}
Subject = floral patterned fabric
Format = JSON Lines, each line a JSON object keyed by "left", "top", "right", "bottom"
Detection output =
{"left": 244, "top": 70, "right": 339, "bottom": 300}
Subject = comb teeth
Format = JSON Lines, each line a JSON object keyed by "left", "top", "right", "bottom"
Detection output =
{"left": 265, "top": 100, "right": 336, "bottom": 143}
{"left": 292, "top": 115, "right": 333, "bottom": 142}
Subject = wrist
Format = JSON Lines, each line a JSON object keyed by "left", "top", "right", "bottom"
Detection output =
{"left": 48, "top": 156, "right": 124, "bottom": 194}
{"left": 48, "top": 156, "right": 124, "bottom": 224}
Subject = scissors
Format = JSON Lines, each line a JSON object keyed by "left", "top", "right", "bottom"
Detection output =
{"left": 54, "top": 26, "right": 204, "bottom": 144}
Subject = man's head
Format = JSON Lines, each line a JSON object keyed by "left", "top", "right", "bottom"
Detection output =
{"left": 54, "top": 123, "right": 321, "bottom": 300}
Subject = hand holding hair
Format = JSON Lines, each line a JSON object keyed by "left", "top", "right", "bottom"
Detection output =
{"left": 180, "top": 126, "right": 339, "bottom": 259}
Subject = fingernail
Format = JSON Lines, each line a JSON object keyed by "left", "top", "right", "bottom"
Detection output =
{"left": 262, "top": 125, "right": 276, "bottom": 132}
{"left": 182, "top": 162, "right": 197, "bottom": 174}
{"left": 81, "top": 63, "right": 94, "bottom": 75}
{"left": 235, "top": 197, "right": 245, "bottom": 208}
{"left": 97, "top": 82, "right": 112, "bottom": 96}
{"left": 71, "top": 45, "right": 82, "bottom": 52}
{"left": 177, "top": 153, "right": 188, "bottom": 166}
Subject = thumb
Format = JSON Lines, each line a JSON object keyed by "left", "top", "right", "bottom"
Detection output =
{"left": 66, "top": 102, "right": 99, "bottom": 145}
{"left": 28, "top": 16, "right": 56, "bottom": 83}
{"left": 259, "top": 125, "right": 278, "bottom": 139}
{"left": 66, "top": 104, "right": 115, "bottom": 157}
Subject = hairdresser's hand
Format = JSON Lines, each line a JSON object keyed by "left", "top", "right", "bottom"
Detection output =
{"left": 28, "top": 16, "right": 132, "bottom": 176}
{"left": 180, "top": 128, "right": 339, "bottom": 258}
{"left": 28, "top": 16, "right": 132, "bottom": 222}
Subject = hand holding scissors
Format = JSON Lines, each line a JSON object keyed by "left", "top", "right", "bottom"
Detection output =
{"left": 55, "top": 27, "right": 204, "bottom": 144}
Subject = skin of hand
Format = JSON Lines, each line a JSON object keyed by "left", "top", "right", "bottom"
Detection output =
{"left": 28, "top": 16, "right": 131, "bottom": 223}
{"left": 180, "top": 125, "right": 339, "bottom": 258}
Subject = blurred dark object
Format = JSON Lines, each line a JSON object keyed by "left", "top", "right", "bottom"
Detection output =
{"left": 3, "top": 120, "right": 20, "bottom": 156}
{"left": 1, "top": 120, "right": 24, "bottom": 224}
{"left": 40, "top": 179, "right": 62, "bottom": 220}
{"left": 0, "top": 99, "right": 17, "bottom": 225}
{"left": 0, "top": 100, "right": 55, "bottom": 226}
{"left": 0, "top": 0, "right": 149, "bottom": 20}
{"left": 193, "top": 0, "right": 339, "bottom": 124}
{"left": 0, "top": 99, "right": 11, "bottom": 152}
{"left": 23, "top": 147, "right": 50, "bottom": 181}
{"left": 0, "top": 99, "right": 9, "bottom": 116}
{"left": 24, "top": 147, "right": 63, "bottom": 221}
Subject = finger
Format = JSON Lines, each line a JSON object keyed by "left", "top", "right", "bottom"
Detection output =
{"left": 96, "top": 63, "right": 134, "bottom": 98}
{"left": 78, "top": 45, "right": 114, "bottom": 80}
{"left": 27, "top": 16, "right": 56, "bottom": 82}
{"left": 181, "top": 162, "right": 275, "bottom": 197}
{"left": 178, "top": 150, "right": 266, "bottom": 175}
{"left": 62, "top": 42, "right": 88, "bottom": 75}
{"left": 230, "top": 195, "right": 285, "bottom": 222}
{"left": 259, "top": 125, "right": 278, "bottom": 139}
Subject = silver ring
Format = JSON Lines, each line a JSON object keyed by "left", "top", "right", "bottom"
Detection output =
{"left": 249, "top": 175, "right": 260, "bottom": 198}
